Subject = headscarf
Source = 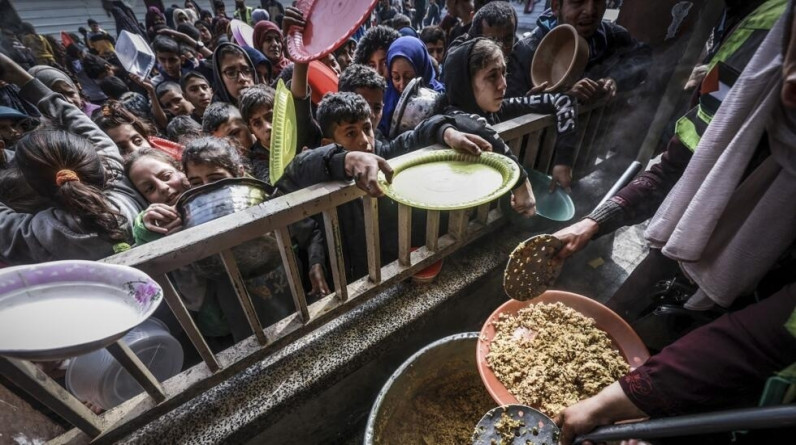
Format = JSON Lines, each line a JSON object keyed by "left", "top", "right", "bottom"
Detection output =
{"left": 110, "top": 4, "right": 147, "bottom": 41}
{"left": 442, "top": 38, "right": 482, "bottom": 117}
{"left": 243, "top": 46, "right": 273, "bottom": 84}
{"left": 172, "top": 9, "right": 191, "bottom": 29}
{"left": 252, "top": 8, "right": 270, "bottom": 24}
{"left": 29, "top": 65, "right": 77, "bottom": 90}
{"left": 145, "top": 7, "right": 166, "bottom": 31}
{"left": 378, "top": 36, "right": 444, "bottom": 136}
{"left": 211, "top": 42, "right": 259, "bottom": 105}
{"left": 253, "top": 20, "right": 290, "bottom": 78}
{"left": 398, "top": 26, "right": 418, "bottom": 38}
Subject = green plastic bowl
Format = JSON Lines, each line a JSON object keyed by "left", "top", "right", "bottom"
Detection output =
{"left": 527, "top": 168, "right": 575, "bottom": 222}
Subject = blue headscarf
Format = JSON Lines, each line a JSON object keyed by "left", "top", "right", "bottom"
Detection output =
{"left": 379, "top": 36, "right": 445, "bottom": 136}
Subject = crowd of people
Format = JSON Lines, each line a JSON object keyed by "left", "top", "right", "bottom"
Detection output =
{"left": 0, "top": 0, "right": 793, "bottom": 441}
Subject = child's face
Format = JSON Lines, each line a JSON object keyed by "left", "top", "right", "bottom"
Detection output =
{"left": 321, "top": 53, "right": 341, "bottom": 75}
{"left": 367, "top": 49, "right": 388, "bottom": 79}
{"left": 336, "top": 43, "right": 355, "bottom": 72}
{"left": 220, "top": 53, "right": 254, "bottom": 100}
{"left": 107, "top": 123, "right": 152, "bottom": 155}
{"left": 213, "top": 116, "right": 254, "bottom": 152}
{"left": 183, "top": 77, "right": 213, "bottom": 112}
{"left": 331, "top": 118, "right": 375, "bottom": 153}
{"left": 160, "top": 89, "right": 195, "bottom": 116}
{"left": 247, "top": 105, "right": 273, "bottom": 149}
{"left": 157, "top": 51, "right": 182, "bottom": 78}
{"left": 354, "top": 87, "right": 384, "bottom": 129}
{"left": 425, "top": 39, "right": 445, "bottom": 65}
{"left": 52, "top": 81, "right": 84, "bottom": 110}
{"left": 128, "top": 156, "right": 189, "bottom": 205}
{"left": 390, "top": 56, "right": 416, "bottom": 94}
{"left": 198, "top": 25, "right": 212, "bottom": 44}
{"left": 0, "top": 118, "right": 25, "bottom": 145}
{"left": 471, "top": 53, "right": 507, "bottom": 113}
{"left": 185, "top": 161, "right": 236, "bottom": 186}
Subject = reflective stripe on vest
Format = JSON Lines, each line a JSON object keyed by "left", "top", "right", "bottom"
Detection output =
{"left": 675, "top": 0, "right": 786, "bottom": 151}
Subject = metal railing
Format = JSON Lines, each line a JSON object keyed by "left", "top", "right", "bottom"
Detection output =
{"left": 2, "top": 100, "right": 607, "bottom": 444}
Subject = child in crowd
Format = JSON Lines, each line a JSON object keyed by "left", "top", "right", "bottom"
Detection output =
{"left": 278, "top": 91, "right": 499, "bottom": 279}
{"left": 0, "top": 52, "right": 146, "bottom": 264}
{"left": 212, "top": 42, "right": 256, "bottom": 106}
{"left": 201, "top": 102, "right": 255, "bottom": 161}
{"left": 380, "top": 36, "right": 445, "bottom": 136}
{"left": 152, "top": 35, "right": 186, "bottom": 86}
{"left": 442, "top": 37, "right": 579, "bottom": 191}
{"left": 334, "top": 37, "right": 357, "bottom": 73}
{"left": 0, "top": 106, "right": 38, "bottom": 153}
{"left": 338, "top": 64, "right": 386, "bottom": 139}
{"left": 353, "top": 26, "right": 400, "bottom": 79}
{"left": 28, "top": 65, "right": 100, "bottom": 116}
{"left": 242, "top": 46, "right": 273, "bottom": 86}
{"left": 99, "top": 75, "right": 131, "bottom": 100}
{"left": 156, "top": 81, "right": 195, "bottom": 117}
{"left": 237, "top": 84, "right": 274, "bottom": 182}
{"left": 180, "top": 71, "right": 213, "bottom": 122}
{"left": 166, "top": 114, "right": 203, "bottom": 144}
{"left": 94, "top": 100, "right": 183, "bottom": 159}
{"left": 419, "top": 25, "right": 446, "bottom": 70}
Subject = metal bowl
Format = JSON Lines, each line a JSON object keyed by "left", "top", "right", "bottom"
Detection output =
{"left": 389, "top": 77, "right": 442, "bottom": 139}
{"left": 176, "top": 178, "right": 282, "bottom": 278}
{"left": 531, "top": 24, "right": 589, "bottom": 91}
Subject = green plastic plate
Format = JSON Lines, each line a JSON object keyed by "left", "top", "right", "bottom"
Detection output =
{"left": 527, "top": 168, "right": 575, "bottom": 222}
{"left": 269, "top": 79, "right": 297, "bottom": 185}
{"left": 377, "top": 149, "right": 520, "bottom": 210}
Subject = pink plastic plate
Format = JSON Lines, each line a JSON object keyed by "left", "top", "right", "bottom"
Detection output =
{"left": 231, "top": 19, "right": 254, "bottom": 48}
{"left": 286, "top": 0, "right": 378, "bottom": 63}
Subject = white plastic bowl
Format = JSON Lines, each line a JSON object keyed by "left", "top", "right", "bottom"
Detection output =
{"left": 65, "top": 318, "right": 183, "bottom": 410}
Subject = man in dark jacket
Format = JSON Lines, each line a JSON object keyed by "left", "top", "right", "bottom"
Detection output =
{"left": 506, "top": 0, "right": 650, "bottom": 100}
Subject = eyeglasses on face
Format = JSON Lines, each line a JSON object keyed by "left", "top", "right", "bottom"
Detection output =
{"left": 222, "top": 66, "right": 253, "bottom": 79}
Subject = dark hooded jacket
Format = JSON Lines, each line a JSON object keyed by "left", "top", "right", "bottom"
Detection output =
{"left": 506, "top": 8, "right": 650, "bottom": 99}
{"left": 211, "top": 42, "right": 259, "bottom": 106}
{"left": 275, "top": 115, "right": 458, "bottom": 281}
{"left": 441, "top": 37, "right": 578, "bottom": 168}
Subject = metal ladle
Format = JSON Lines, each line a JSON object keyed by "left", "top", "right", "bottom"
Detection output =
{"left": 472, "top": 404, "right": 796, "bottom": 444}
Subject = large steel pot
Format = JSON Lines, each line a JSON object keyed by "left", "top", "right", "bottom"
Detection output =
{"left": 176, "top": 178, "right": 282, "bottom": 278}
{"left": 364, "top": 332, "right": 495, "bottom": 444}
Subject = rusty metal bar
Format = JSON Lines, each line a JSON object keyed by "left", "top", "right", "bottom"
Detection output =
{"left": 219, "top": 250, "right": 268, "bottom": 345}
{"left": 154, "top": 275, "right": 220, "bottom": 372}
{"left": 274, "top": 227, "right": 310, "bottom": 322}
{"left": 322, "top": 209, "right": 349, "bottom": 301}
{"left": 106, "top": 340, "right": 167, "bottom": 403}
{"left": 0, "top": 356, "right": 104, "bottom": 437}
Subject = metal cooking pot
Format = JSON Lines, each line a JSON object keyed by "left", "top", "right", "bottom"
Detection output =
{"left": 176, "top": 178, "right": 282, "bottom": 278}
